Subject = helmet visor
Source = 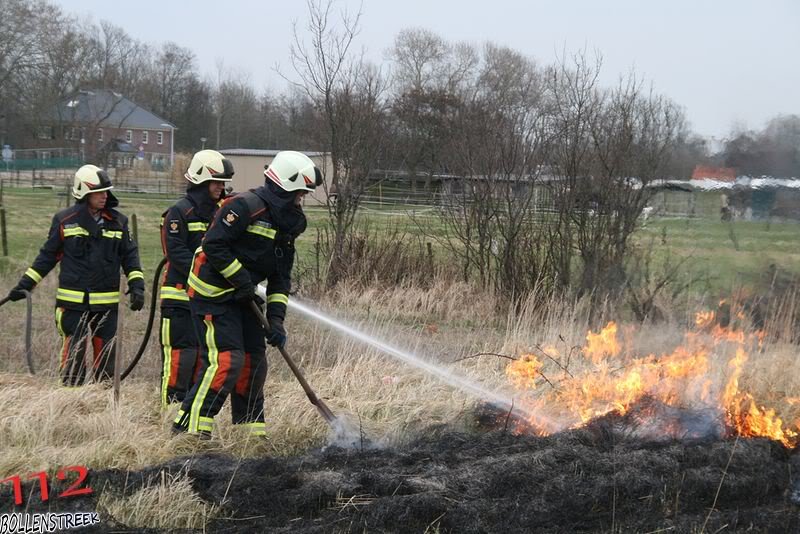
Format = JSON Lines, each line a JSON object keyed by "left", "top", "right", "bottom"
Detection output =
{"left": 211, "top": 158, "right": 234, "bottom": 179}
{"left": 95, "top": 170, "right": 113, "bottom": 190}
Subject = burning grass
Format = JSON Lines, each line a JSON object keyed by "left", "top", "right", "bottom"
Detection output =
{"left": 503, "top": 306, "right": 800, "bottom": 448}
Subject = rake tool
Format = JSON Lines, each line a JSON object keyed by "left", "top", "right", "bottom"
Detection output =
{"left": 248, "top": 300, "right": 337, "bottom": 425}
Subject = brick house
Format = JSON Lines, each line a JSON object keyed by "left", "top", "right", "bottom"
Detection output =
{"left": 30, "top": 89, "right": 176, "bottom": 169}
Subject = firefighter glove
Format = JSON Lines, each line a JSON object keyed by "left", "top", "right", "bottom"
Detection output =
{"left": 129, "top": 289, "right": 145, "bottom": 311}
{"left": 234, "top": 282, "right": 255, "bottom": 304}
{"left": 8, "top": 287, "right": 27, "bottom": 302}
{"left": 267, "top": 316, "right": 287, "bottom": 348}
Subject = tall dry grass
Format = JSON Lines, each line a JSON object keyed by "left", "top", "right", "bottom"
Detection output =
{"left": 97, "top": 471, "right": 219, "bottom": 530}
{"left": 0, "top": 275, "right": 798, "bottom": 471}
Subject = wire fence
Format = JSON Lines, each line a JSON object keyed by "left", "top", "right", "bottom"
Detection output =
{"left": 0, "top": 167, "right": 184, "bottom": 196}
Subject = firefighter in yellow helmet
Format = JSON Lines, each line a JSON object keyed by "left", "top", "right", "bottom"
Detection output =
{"left": 7, "top": 165, "right": 145, "bottom": 386}
{"left": 158, "top": 150, "right": 233, "bottom": 406}
{"left": 173, "top": 151, "right": 322, "bottom": 438}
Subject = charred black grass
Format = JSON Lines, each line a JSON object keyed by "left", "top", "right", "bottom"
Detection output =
{"left": 11, "top": 421, "right": 800, "bottom": 533}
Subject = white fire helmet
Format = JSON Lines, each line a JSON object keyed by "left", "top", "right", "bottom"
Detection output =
{"left": 72, "top": 164, "right": 113, "bottom": 200}
{"left": 263, "top": 151, "right": 323, "bottom": 193}
{"left": 185, "top": 150, "right": 234, "bottom": 185}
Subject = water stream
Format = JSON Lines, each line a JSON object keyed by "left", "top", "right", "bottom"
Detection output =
{"left": 256, "top": 286, "right": 544, "bottom": 425}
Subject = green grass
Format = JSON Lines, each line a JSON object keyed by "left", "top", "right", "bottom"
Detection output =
{"left": 637, "top": 217, "right": 800, "bottom": 291}
{"left": 0, "top": 187, "right": 798, "bottom": 293}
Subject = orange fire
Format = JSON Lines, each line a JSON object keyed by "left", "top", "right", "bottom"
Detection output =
{"left": 505, "top": 316, "right": 799, "bottom": 447}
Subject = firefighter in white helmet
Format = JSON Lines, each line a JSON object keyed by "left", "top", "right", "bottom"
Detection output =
{"left": 173, "top": 151, "right": 322, "bottom": 438}
{"left": 7, "top": 165, "right": 145, "bottom": 386}
{"left": 158, "top": 150, "right": 233, "bottom": 407}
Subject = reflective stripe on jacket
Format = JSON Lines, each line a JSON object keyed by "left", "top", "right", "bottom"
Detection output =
{"left": 17, "top": 203, "right": 144, "bottom": 311}
{"left": 160, "top": 189, "right": 219, "bottom": 309}
{"left": 187, "top": 190, "right": 293, "bottom": 321}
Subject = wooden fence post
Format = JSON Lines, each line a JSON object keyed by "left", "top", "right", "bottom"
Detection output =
{"left": 130, "top": 213, "right": 138, "bottom": 243}
{"left": 315, "top": 228, "right": 321, "bottom": 284}
{"left": 0, "top": 207, "right": 7, "bottom": 256}
{"left": 113, "top": 275, "right": 124, "bottom": 404}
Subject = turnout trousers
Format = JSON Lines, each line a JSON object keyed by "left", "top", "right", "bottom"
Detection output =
{"left": 55, "top": 307, "right": 118, "bottom": 387}
{"left": 174, "top": 301, "right": 268, "bottom": 437}
{"left": 159, "top": 306, "right": 201, "bottom": 406}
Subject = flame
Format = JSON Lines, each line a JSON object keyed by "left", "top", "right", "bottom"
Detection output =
{"left": 584, "top": 322, "right": 620, "bottom": 363}
{"left": 695, "top": 310, "right": 716, "bottom": 329}
{"left": 504, "top": 313, "right": 798, "bottom": 448}
{"left": 505, "top": 354, "right": 542, "bottom": 390}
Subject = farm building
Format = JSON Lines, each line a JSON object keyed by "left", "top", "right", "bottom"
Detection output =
{"left": 219, "top": 148, "right": 331, "bottom": 206}
{"left": 649, "top": 177, "right": 800, "bottom": 221}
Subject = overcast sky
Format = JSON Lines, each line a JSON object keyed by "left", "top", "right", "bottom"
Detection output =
{"left": 58, "top": 0, "right": 799, "bottom": 139}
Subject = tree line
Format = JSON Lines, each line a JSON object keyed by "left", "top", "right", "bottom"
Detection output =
{"left": 2, "top": 0, "right": 797, "bottom": 307}
{"left": 2, "top": 0, "right": 796, "bottom": 178}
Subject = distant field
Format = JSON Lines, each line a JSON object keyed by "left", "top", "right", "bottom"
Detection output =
{"left": 637, "top": 217, "right": 800, "bottom": 292}
{"left": 0, "top": 187, "right": 798, "bottom": 293}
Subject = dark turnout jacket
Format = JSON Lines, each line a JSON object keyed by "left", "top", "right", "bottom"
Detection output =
{"left": 187, "top": 186, "right": 303, "bottom": 321}
{"left": 16, "top": 202, "right": 144, "bottom": 311}
{"left": 159, "top": 187, "right": 219, "bottom": 309}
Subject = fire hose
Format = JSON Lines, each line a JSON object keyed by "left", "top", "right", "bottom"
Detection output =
{"left": 120, "top": 256, "right": 167, "bottom": 381}
{"left": 0, "top": 289, "right": 35, "bottom": 374}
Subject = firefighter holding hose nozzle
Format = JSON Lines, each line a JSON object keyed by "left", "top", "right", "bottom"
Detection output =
{"left": 6, "top": 165, "right": 145, "bottom": 386}
{"left": 172, "top": 151, "right": 322, "bottom": 439}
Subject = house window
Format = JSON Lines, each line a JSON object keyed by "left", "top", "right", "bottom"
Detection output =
{"left": 97, "top": 128, "right": 103, "bottom": 142}
{"left": 157, "top": 131, "right": 164, "bottom": 145}
{"left": 142, "top": 130, "right": 149, "bottom": 144}
{"left": 36, "top": 126, "right": 54, "bottom": 140}
{"left": 125, "top": 130, "right": 132, "bottom": 143}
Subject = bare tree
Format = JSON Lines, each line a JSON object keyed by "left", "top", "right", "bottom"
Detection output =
{"left": 391, "top": 29, "right": 454, "bottom": 193}
{"left": 288, "top": 0, "right": 390, "bottom": 286}
{"left": 428, "top": 43, "right": 550, "bottom": 295}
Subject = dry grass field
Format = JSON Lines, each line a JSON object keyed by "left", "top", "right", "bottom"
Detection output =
{"left": 1, "top": 188, "right": 799, "bottom": 531}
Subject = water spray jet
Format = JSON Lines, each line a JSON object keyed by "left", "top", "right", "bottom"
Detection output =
{"left": 256, "top": 288, "right": 551, "bottom": 428}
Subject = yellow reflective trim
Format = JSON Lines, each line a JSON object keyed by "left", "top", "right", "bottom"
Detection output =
{"left": 127, "top": 270, "right": 144, "bottom": 282}
{"left": 220, "top": 259, "right": 243, "bottom": 278}
{"left": 198, "top": 416, "right": 214, "bottom": 432}
{"left": 88, "top": 291, "right": 120, "bottom": 305}
{"left": 55, "top": 307, "right": 65, "bottom": 338}
{"left": 63, "top": 227, "right": 89, "bottom": 238}
{"left": 188, "top": 272, "right": 235, "bottom": 298}
{"left": 25, "top": 268, "right": 43, "bottom": 284}
{"left": 101, "top": 230, "right": 123, "bottom": 239}
{"left": 174, "top": 409, "right": 186, "bottom": 425}
{"left": 160, "top": 286, "right": 190, "bottom": 302}
{"left": 189, "top": 318, "right": 219, "bottom": 434}
{"left": 161, "top": 317, "right": 171, "bottom": 408}
{"left": 57, "top": 288, "right": 85, "bottom": 303}
{"left": 187, "top": 222, "right": 208, "bottom": 232}
{"left": 246, "top": 225, "right": 276, "bottom": 239}
{"left": 267, "top": 293, "right": 288, "bottom": 306}
{"left": 241, "top": 422, "right": 266, "bottom": 436}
